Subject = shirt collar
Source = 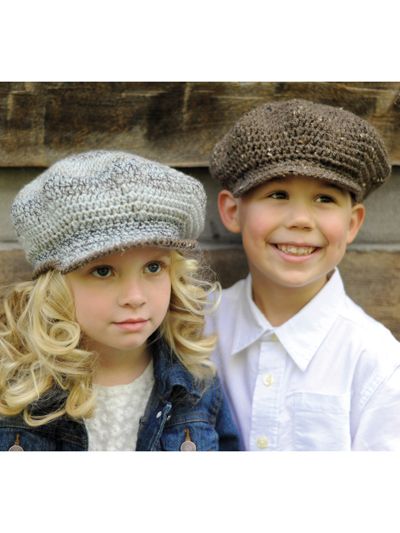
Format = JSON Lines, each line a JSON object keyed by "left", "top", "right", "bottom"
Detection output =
{"left": 230, "top": 274, "right": 274, "bottom": 356}
{"left": 231, "top": 270, "right": 346, "bottom": 372}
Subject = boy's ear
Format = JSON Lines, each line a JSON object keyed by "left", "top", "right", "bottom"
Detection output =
{"left": 346, "top": 203, "right": 366, "bottom": 244}
{"left": 217, "top": 189, "right": 242, "bottom": 234}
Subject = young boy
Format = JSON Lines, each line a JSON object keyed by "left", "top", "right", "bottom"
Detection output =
{"left": 207, "top": 98, "right": 400, "bottom": 451}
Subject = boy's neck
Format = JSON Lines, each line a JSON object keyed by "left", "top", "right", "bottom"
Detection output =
{"left": 251, "top": 273, "right": 330, "bottom": 327}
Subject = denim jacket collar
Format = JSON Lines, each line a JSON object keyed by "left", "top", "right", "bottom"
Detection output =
{"left": 28, "top": 333, "right": 202, "bottom": 417}
{"left": 149, "top": 333, "right": 202, "bottom": 403}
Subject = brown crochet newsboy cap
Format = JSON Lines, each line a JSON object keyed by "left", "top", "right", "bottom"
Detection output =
{"left": 209, "top": 99, "right": 391, "bottom": 201}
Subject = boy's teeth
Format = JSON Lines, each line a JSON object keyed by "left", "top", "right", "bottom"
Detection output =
{"left": 276, "top": 244, "right": 316, "bottom": 256}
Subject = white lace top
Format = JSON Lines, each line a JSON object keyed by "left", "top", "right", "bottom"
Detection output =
{"left": 85, "top": 360, "right": 155, "bottom": 451}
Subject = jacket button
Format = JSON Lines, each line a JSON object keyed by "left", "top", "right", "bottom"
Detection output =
{"left": 180, "top": 440, "right": 197, "bottom": 451}
{"left": 8, "top": 444, "right": 24, "bottom": 451}
{"left": 9, "top": 434, "right": 24, "bottom": 451}
{"left": 180, "top": 428, "right": 197, "bottom": 451}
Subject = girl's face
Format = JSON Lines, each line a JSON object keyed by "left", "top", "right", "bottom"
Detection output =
{"left": 65, "top": 247, "right": 172, "bottom": 362}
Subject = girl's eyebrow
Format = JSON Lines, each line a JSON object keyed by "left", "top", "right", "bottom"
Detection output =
{"left": 86, "top": 259, "right": 112, "bottom": 267}
{"left": 148, "top": 251, "right": 171, "bottom": 260}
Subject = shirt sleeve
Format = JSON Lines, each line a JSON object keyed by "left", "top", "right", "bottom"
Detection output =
{"left": 352, "top": 365, "right": 400, "bottom": 450}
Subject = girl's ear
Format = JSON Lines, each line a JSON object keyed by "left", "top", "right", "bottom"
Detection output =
{"left": 217, "top": 189, "right": 242, "bottom": 234}
{"left": 346, "top": 203, "right": 366, "bottom": 244}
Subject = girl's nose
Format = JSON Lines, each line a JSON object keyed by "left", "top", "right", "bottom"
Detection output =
{"left": 117, "top": 279, "right": 146, "bottom": 308}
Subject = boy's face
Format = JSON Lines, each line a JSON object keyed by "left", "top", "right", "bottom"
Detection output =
{"left": 218, "top": 175, "right": 365, "bottom": 298}
{"left": 65, "top": 247, "right": 172, "bottom": 362}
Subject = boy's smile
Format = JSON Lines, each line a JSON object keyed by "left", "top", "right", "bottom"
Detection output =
{"left": 270, "top": 242, "right": 322, "bottom": 261}
{"left": 219, "top": 175, "right": 365, "bottom": 311}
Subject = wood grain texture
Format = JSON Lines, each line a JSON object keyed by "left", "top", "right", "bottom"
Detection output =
{"left": 1, "top": 248, "right": 399, "bottom": 340}
{"left": 1, "top": 82, "right": 400, "bottom": 167}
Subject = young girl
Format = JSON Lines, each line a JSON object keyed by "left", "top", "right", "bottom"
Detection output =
{"left": 0, "top": 150, "right": 240, "bottom": 451}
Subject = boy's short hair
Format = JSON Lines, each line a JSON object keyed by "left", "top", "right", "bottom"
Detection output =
{"left": 210, "top": 99, "right": 391, "bottom": 201}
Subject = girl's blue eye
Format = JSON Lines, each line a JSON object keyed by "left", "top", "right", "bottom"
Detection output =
{"left": 92, "top": 266, "right": 113, "bottom": 278}
{"left": 145, "top": 262, "right": 162, "bottom": 274}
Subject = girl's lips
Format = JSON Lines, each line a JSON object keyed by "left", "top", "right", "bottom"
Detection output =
{"left": 113, "top": 319, "right": 149, "bottom": 331}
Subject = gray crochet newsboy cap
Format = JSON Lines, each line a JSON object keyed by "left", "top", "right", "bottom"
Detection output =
{"left": 210, "top": 99, "right": 391, "bottom": 201}
{"left": 11, "top": 150, "right": 206, "bottom": 277}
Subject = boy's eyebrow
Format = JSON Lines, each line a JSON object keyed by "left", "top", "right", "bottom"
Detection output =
{"left": 317, "top": 181, "right": 348, "bottom": 195}
{"left": 264, "top": 176, "right": 346, "bottom": 194}
{"left": 264, "top": 177, "right": 285, "bottom": 185}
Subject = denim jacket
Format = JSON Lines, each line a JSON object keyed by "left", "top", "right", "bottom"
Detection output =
{"left": 0, "top": 336, "right": 241, "bottom": 451}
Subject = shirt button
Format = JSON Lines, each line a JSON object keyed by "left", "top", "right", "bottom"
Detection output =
{"left": 263, "top": 373, "right": 274, "bottom": 387}
{"left": 256, "top": 436, "right": 269, "bottom": 449}
{"left": 156, "top": 411, "right": 162, "bottom": 419}
{"left": 270, "top": 333, "right": 278, "bottom": 341}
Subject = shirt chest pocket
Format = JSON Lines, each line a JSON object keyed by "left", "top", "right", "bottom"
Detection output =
{"left": 288, "top": 392, "right": 351, "bottom": 451}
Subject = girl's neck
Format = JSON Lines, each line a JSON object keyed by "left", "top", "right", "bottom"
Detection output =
{"left": 85, "top": 341, "right": 152, "bottom": 386}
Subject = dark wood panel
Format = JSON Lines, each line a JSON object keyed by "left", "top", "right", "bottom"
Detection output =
{"left": 1, "top": 82, "right": 400, "bottom": 167}
{"left": 1, "top": 247, "right": 400, "bottom": 340}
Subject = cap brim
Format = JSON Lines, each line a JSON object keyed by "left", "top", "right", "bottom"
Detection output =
{"left": 232, "top": 162, "right": 364, "bottom": 201}
{"left": 32, "top": 234, "right": 198, "bottom": 278}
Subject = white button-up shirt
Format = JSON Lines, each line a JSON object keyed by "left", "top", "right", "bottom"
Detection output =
{"left": 206, "top": 270, "right": 400, "bottom": 450}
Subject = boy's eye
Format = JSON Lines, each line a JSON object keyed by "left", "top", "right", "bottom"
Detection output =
{"left": 145, "top": 261, "right": 163, "bottom": 274}
{"left": 268, "top": 191, "right": 288, "bottom": 200}
{"left": 316, "top": 194, "right": 335, "bottom": 203}
{"left": 91, "top": 265, "right": 113, "bottom": 278}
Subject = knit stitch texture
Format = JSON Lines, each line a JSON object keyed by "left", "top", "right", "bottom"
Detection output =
{"left": 209, "top": 99, "right": 391, "bottom": 200}
{"left": 11, "top": 150, "right": 206, "bottom": 277}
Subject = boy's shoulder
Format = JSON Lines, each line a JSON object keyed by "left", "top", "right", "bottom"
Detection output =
{"left": 339, "top": 293, "right": 400, "bottom": 358}
{"left": 215, "top": 276, "right": 249, "bottom": 322}
{"left": 221, "top": 276, "right": 248, "bottom": 301}
{"left": 205, "top": 276, "right": 249, "bottom": 341}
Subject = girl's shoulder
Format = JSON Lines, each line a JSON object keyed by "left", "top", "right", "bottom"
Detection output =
{"left": 0, "top": 413, "right": 87, "bottom": 452}
{"left": 0, "top": 415, "right": 57, "bottom": 451}
{"left": 0, "top": 388, "right": 87, "bottom": 452}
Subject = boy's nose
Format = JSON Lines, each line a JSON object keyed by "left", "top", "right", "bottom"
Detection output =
{"left": 285, "top": 202, "right": 315, "bottom": 230}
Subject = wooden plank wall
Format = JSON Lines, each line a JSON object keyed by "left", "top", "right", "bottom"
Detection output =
{"left": 0, "top": 82, "right": 399, "bottom": 339}
{"left": 1, "top": 82, "right": 400, "bottom": 167}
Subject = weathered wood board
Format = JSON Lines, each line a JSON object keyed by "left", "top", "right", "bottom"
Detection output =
{"left": 1, "top": 248, "right": 399, "bottom": 340}
{"left": 1, "top": 82, "right": 400, "bottom": 167}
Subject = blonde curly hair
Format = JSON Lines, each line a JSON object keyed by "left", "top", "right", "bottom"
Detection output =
{"left": 0, "top": 251, "right": 220, "bottom": 427}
